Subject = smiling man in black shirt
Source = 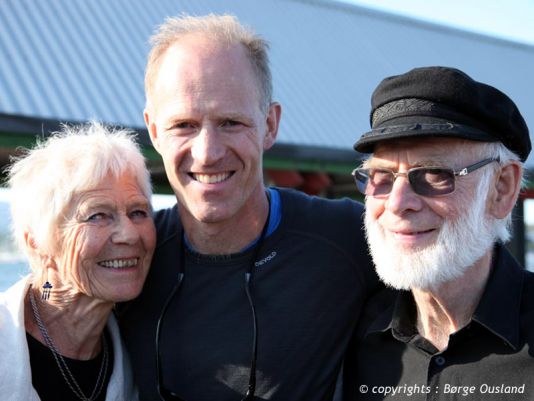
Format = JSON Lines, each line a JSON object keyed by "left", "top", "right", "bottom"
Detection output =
{"left": 344, "top": 66, "right": 534, "bottom": 400}
{"left": 117, "top": 14, "right": 378, "bottom": 401}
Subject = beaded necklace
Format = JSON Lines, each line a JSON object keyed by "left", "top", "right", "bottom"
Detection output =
{"left": 29, "top": 288, "right": 109, "bottom": 401}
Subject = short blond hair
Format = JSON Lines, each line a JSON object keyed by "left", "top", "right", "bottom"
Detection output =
{"left": 145, "top": 14, "right": 272, "bottom": 112}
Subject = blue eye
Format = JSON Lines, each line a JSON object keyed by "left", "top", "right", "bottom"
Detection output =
{"left": 130, "top": 209, "right": 149, "bottom": 219}
{"left": 168, "top": 121, "right": 197, "bottom": 135}
{"left": 221, "top": 120, "right": 243, "bottom": 128}
{"left": 175, "top": 122, "right": 196, "bottom": 129}
{"left": 86, "top": 213, "right": 110, "bottom": 222}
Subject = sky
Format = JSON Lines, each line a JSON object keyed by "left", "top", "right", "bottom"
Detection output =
{"left": 341, "top": 0, "right": 534, "bottom": 45}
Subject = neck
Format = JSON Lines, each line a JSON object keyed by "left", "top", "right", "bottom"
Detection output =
{"left": 182, "top": 188, "right": 270, "bottom": 255}
{"left": 412, "top": 250, "right": 493, "bottom": 351}
{"left": 25, "top": 284, "right": 113, "bottom": 360}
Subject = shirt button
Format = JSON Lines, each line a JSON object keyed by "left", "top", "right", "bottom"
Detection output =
{"left": 435, "top": 356, "right": 446, "bottom": 366}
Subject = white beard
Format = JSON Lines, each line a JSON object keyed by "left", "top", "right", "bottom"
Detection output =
{"left": 365, "top": 183, "right": 498, "bottom": 291}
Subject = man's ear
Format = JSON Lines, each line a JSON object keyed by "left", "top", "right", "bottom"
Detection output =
{"left": 263, "top": 102, "right": 282, "bottom": 150}
{"left": 488, "top": 161, "right": 523, "bottom": 219}
{"left": 144, "top": 108, "right": 161, "bottom": 153}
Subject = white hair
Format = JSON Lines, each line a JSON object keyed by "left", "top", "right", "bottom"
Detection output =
{"left": 6, "top": 121, "right": 152, "bottom": 256}
{"left": 363, "top": 139, "right": 524, "bottom": 290}
{"left": 365, "top": 167, "right": 495, "bottom": 290}
{"left": 468, "top": 141, "right": 523, "bottom": 242}
{"left": 361, "top": 139, "right": 523, "bottom": 242}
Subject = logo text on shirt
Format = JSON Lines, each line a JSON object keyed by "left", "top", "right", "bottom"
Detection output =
{"left": 255, "top": 251, "right": 277, "bottom": 267}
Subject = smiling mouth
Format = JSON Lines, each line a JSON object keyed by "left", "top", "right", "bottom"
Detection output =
{"left": 393, "top": 229, "right": 435, "bottom": 236}
{"left": 190, "top": 172, "right": 233, "bottom": 184}
{"left": 98, "top": 258, "right": 139, "bottom": 269}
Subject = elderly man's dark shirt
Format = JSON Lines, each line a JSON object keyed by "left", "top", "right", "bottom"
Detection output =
{"left": 344, "top": 244, "right": 534, "bottom": 400}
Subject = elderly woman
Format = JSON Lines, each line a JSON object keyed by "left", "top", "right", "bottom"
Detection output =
{"left": 0, "top": 122, "right": 156, "bottom": 401}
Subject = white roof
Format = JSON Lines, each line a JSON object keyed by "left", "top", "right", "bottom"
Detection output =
{"left": 1, "top": 0, "right": 533, "bottom": 165}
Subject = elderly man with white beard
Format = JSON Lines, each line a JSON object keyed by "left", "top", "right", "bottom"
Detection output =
{"left": 343, "top": 66, "right": 534, "bottom": 401}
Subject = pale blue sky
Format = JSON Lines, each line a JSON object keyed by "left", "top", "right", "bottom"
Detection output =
{"left": 341, "top": 0, "right": 534, "bottom": 45}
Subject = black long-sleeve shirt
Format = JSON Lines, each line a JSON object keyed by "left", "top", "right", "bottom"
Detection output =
{"left": 119, "top": 188, "right": 378, "bottom": 401}
{"left": 344, "top": 244, "right": 534, "bottom": 401}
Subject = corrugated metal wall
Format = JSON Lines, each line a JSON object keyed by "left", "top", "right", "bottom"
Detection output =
{"left": 1, "top": 0, "right": 534, "bottom": 163}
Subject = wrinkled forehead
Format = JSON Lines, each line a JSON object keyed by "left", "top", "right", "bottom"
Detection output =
{"left": 61, "top": 172, "right": 148, "bottom": 217}
{"left": 367, "top": 137, "right": 485, "bottom": 167}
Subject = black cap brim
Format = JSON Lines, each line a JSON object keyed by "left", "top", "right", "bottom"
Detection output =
{"left": 354, "top": 122, "right": 498, "bottom": 153}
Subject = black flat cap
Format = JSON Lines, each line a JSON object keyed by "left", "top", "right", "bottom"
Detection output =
{"left": 354, "top": 66, "right": 531, "bottom": 161}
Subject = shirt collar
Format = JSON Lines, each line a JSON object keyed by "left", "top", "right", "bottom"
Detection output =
{"left": 472, "top": 244, "right": 524, "bottom": 350}
{"left": 365, "top": 290, "right": 412, "bottom": 338}
{"left": 365, "top": 244, "right": 524, "bottom": 350}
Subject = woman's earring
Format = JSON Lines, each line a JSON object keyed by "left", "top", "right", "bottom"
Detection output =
{"left": 41, "top": 258, "right": 53, "bottom": 301}
{"left": 41, "top": 281, "right": 52, "bottom": 301}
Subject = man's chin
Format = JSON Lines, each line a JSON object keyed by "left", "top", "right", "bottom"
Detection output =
{"left": 373, "top": 246, "right": 481, "bottom": 292}
{"left": 374, "top": 263, "right": 424, "bottom": 291}
{"left": 372, "top": 244, "right": 452, "bottom": 291}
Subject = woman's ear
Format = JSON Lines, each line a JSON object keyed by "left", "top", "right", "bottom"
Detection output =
{"left": 24, "top": 232, "right": 57, "bottom": 269}
{"left": 488, "top": 161, "right": 523, "bottom": 219}
{"left": 24, "top": 232, "right": 38, "bottom": 252}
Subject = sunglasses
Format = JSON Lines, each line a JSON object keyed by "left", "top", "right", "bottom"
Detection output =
{"left": 352, "top": 157, "right": 499, "bottom": 197}
{"left": 155, "top": 270, "right": 257, "bottom": 401}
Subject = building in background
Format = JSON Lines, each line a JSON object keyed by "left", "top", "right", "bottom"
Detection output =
{"left": 1, "top": 0, "right": 534, "bottom": 263}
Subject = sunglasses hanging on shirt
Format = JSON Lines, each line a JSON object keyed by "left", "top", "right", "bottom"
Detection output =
{"left": 155, "top": 203, "right": 271, "bottom": 401}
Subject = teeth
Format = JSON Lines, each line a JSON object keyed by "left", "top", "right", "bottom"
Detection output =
{"left": 99, "top": 258, "right": 139, "bottom": 269}
{"left": 192, "top": 173, "right": 231, "bottom": 184}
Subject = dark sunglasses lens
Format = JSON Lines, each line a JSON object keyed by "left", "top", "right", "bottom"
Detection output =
{"left": 409, "top": 168, "right": 455, "bottom": 196}
{"left": 355, "top": 169, "right": 394, "bottom": 196}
